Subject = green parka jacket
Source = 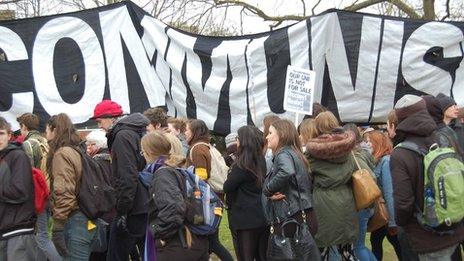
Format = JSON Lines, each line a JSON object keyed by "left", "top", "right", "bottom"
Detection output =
{"left": 305, "top": 129, "right": 359, "bottom": 247}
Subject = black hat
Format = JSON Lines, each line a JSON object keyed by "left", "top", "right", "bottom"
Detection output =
{"left": 436, "top": 93, "right": 456, "bottom": 113}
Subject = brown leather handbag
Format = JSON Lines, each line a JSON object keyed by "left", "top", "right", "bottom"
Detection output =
{"left": 367, "top": 197, "right": 389, "bottom": 232}
{"left": 351, "top": 151, "right": 381, "bottom": 210}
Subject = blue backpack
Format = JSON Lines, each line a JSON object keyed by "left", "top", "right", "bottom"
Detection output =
{"left": 175, "top": 166, "right": 224, "bottom": 236}
{"left": 139, "top": 164, "right": 223, "bottom": 236}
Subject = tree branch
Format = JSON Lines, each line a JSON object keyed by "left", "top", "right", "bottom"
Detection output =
{"left": 440, "top": 0, "right": 450, "bottom": 21}
{"left": 312, "top": 0, "right": 323, "bottom": 15}
{"left": 0, "top": 0, "right": 21, "bottom": 4}
{"left": 214, "top": 0, "right": 306, "bottom": 22}
{"left": 345, "top": 0, "right": 420, "bottom": 19}
{"left": 300, "top": 0, "right": 306, "bottom": 16}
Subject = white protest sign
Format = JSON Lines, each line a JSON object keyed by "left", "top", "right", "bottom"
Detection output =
{"left": 283, "top": 65, "right": 316, "bottom": 115}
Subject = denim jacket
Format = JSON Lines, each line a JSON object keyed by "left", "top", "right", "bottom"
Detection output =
{"left": 262, "top": 147, "right": 313, "bottom": 224}
{"left": 374, "top": 155, "right": 396, "bottom": 227}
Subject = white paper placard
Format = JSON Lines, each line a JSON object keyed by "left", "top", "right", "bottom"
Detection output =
{"left": 283, "top": 65, "right": 316, "bottom": 115}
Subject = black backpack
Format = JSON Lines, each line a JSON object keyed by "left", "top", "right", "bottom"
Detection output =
{"left": 73, "top": 147, "right": 116, "bottom": 220}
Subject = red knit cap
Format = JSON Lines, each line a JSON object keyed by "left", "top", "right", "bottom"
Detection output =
{"left": 91, "top": 100, "right": 123, "bottom": 119}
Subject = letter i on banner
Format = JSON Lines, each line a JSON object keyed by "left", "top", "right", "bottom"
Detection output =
{"left": 283, "top": 65, "right": 316, "bottom": 126}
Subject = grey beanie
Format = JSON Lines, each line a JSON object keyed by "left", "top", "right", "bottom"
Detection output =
{"left": 394, "top": 95, "right": 426, "bottom": 123}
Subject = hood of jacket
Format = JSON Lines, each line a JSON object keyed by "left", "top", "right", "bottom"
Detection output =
{"left": 305, "top": 128, "right": 356, "bottom": 161}
{"left": 0, "top": 142, "right": 22, "bottom": 158}
{"left": 107, "top": 113, "right": 149, "bottom": 148}
{"left": 395, "top": 110, "right": 437, "bottom": 143}
{"left": 423, "top": 95, "right": 446, "bottom": 129}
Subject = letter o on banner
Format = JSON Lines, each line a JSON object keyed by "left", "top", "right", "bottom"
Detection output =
{"left": 32, "top": 17, "right": 105, "bottom": 123}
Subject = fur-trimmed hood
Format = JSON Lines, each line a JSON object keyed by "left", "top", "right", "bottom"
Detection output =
{"left": 305, "top": 128, "right": 356, "bottom": 160}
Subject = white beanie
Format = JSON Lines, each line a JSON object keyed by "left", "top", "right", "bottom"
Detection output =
{"left": 225, "top": 133, "right": 238, "bottom": 148}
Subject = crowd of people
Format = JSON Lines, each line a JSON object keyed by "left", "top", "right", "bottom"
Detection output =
{"left": 0, "top": 92, "right": 463, "bottom": 261}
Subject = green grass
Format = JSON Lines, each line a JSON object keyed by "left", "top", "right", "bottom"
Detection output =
{"left": 217, "top": 210, "right": 399, "bottom": 261}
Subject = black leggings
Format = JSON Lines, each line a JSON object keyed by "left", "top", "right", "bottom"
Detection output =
{"left": 370, "top": 226, "right": 402, "bottom": 261}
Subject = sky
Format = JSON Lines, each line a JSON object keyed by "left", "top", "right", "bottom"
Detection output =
{"left": 0, "top": 0, "right": 461, "bottom": 35}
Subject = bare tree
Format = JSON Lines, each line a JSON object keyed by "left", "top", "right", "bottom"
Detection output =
{"left": 2, "top": 0, "right": 462, "bottom": 34}
{"left": 10, "top": 0, "right": 66, "bottom": 18}
{"left": 211, "top": 0, "right": 462, "bottom": 27}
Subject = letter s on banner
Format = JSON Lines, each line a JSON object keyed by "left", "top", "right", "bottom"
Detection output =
{"left": 32, "top": 17, "right": 105, "bottom": 123}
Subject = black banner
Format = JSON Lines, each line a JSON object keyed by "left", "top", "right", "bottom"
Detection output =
{"left": 0, "top": 1, "right": 463, "bottom": 134}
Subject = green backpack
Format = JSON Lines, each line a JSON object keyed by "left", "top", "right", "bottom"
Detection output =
{"left": 397, "top": 141, "right": 464, "bottom": 230}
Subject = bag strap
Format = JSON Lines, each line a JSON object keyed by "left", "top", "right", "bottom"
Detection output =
{"left": 395, "top": 141, "right": 428, "bottom": 156}
{"left": 351, "top": 151, "right": 362, "bottom": 171}
{"left": 269, "top": 150, "right": 307, "bottom": 227}
{"left": 188, "top": 142, "right": 210, "bottom": 162}
{"left": 288, "top": 154, "right": 306, "bottom": 223}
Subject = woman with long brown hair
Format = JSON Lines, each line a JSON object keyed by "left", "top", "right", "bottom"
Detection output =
{"left": 184, "top": 119, "right": 233, "bottom": 261}
{"left": 263, "top": 119, "right": 319, "bottom": 259}
{"left": 223, "top": 126, "right": 268, "bottom": 260}
{"left": 141, "top": 131, "right": 208, "bottom": 261}
{"left": 262, "top": 115, "right": 280, "bottom": 173}
{"left": 46, "top": 113, "right": 96, "bottom": 260}
{"left": 366, "top": 131, "right": 402, "bottom": 261}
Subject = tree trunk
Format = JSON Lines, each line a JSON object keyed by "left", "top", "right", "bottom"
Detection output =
{"left": 0, "top": 9, "right": 15, "bottom": 20}
{"left": 423, "top": 0, "right": 435, "bottom": 20}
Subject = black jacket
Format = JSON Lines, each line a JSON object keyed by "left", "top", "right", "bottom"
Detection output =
{"left": 223, "top": 164, "right": 267, "bottom": 230}
{"left": 391, "top": 110, "right": 464, "bottom": 254}
{"left": 148, "top": 166, "right": 186, "bottom": 240}
{"left": 450, "top": 120, "right": 464, "bottom": 157}
{"left": 107, "top": 113, "right": 149, "bottom": 216}
{"left": 0, "top": 143, "right": 36, "bottom": 237}
{"left": 262, "top": 147, "right": 313, "bottom": 224}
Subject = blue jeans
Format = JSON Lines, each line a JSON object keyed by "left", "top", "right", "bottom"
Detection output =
{"left": 64, "top": 211, "right": 97, "bottom": 261}
{"left": 354, "top": 208, "right": 377, "bottom": 261}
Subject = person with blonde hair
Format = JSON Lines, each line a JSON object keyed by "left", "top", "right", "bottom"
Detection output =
{"left": 163, "top": 132, "right": 184, "bottom": 157}
{"left": 141, "top": 131, "right": 208, "bottom": 261}
{"left": 305, "top": 111, "right": 359, "bottom": 260}
{"left": 298, "top": 118, "right": 316, "bottom": 151}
